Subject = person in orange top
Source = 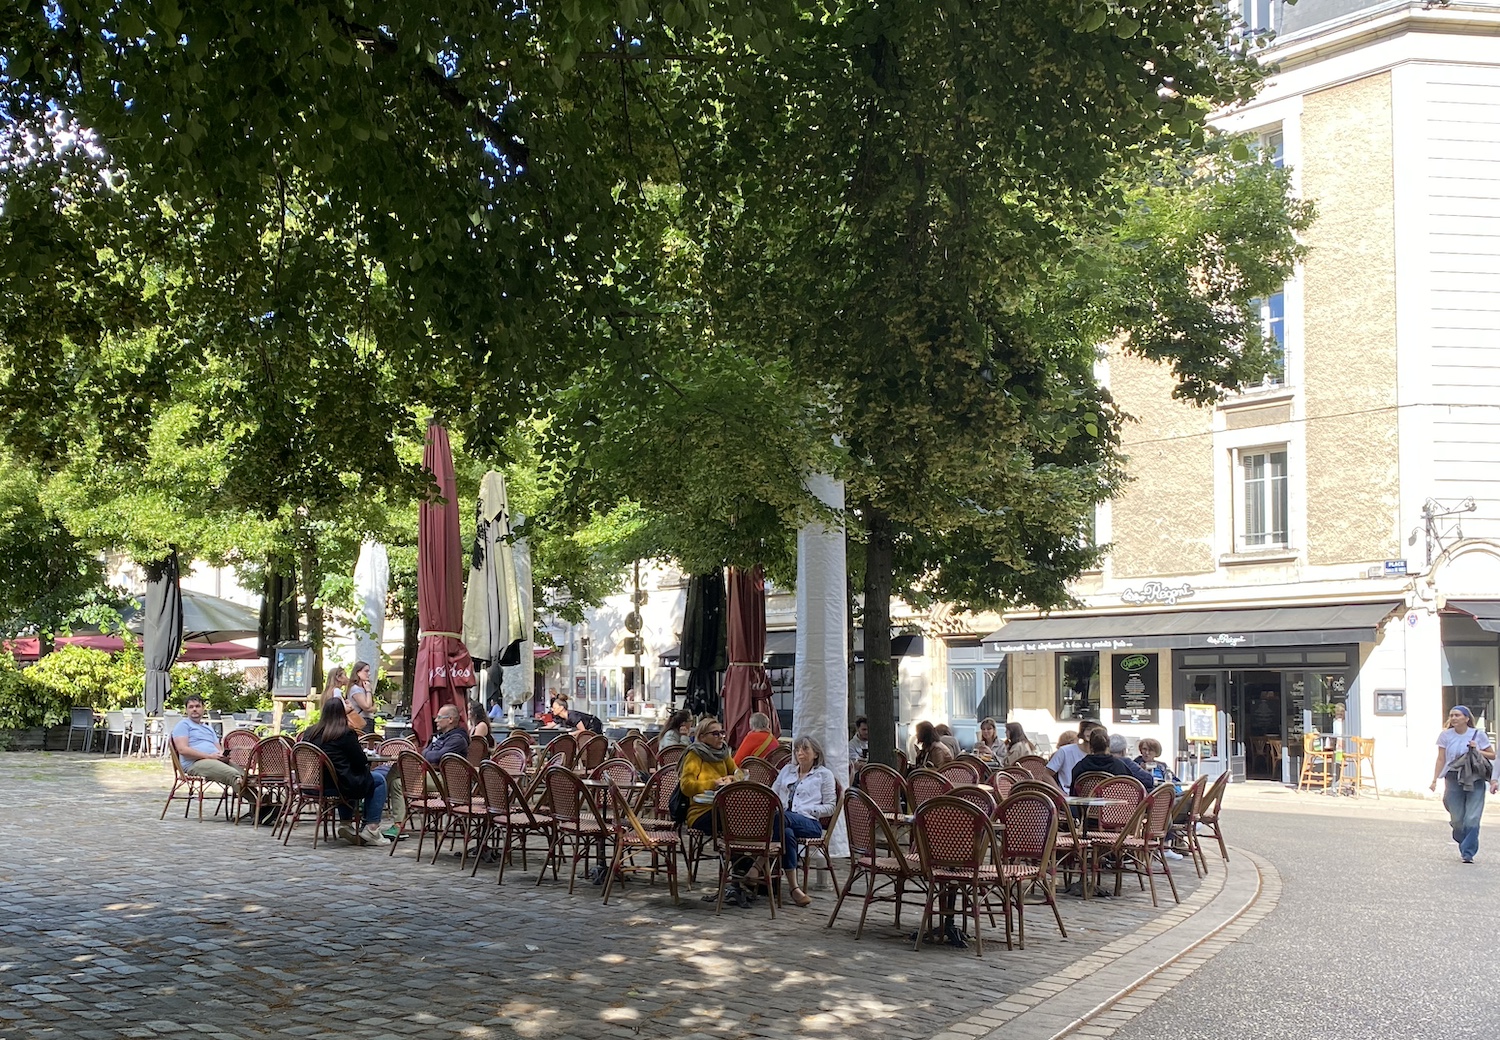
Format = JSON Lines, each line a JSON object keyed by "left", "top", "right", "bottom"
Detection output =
{"left": 733, "top": 712, "right": 779, "bottom": 762}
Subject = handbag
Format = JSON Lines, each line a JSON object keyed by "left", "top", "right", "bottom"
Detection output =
{"left": 668, "top": 784, "right": 689, "bottom": 826}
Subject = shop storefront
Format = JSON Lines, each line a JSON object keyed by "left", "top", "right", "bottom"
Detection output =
{"left": 982, "top": 600, "right": 1401, "bottom": 781}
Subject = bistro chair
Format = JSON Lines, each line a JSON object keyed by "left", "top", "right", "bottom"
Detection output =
{"left": 378, "top": 737, "right": 414, "bottom": 759}
{"left": 711, "top": 781, "right": 785, "bottom": 918}
{"left": 387, "top": 750, "right": 449, "bottom": 861}
{"left": 742, "top": 757, "right": 780, "bottom": 787}
{"left": 766, "top": 745, "right": 793, "bottom": 769}
{"left": 797, "top": 778, "right": 846, "bottom": 894}
{"left": 909, "top": 795, "right": 1003, "bottom": 957}
{"left": 614, "top": 733, "right": 652, "bottom": 773}
{"left": 990, "top": 770, "right": 1019, "bottom": 802}
{"left": 854, "top": 762, "right": 907, "bottom": 823}
{"left": 241, "top": 735, "right": 293, "bottom": 829}
{"left": 1298, "top": 733, "right": 1336, "bottom": 791}
{"left": 1012, "top": 755, "right": 1051, "bottom": 781}
{"left": 826, "top": 788, "right": 924, "bottom": 939}
{"left": 474, "top": 761, "right": 556, "bottom": 884}
{"left": 497, "top": 731, "right": 534, "bottom": 755}
{"left": 634, "top": 763, "right": 680, "bottom": 832}
{"left": 1011, "top": 779, "right": 1087, "bottom": 894}
{"left": 548, "top": 733, "right": 579, "bottom": 769}
{"left": 1196, "top": 771, "right": 1231, "bottom": 864}
{"left": 940, "top": 759, "right": 983, "bottom": 785}
{"left": 655, "top": 743, "right": 687, "bottom": 768}
{"left": 537, "top": 767, "right": 609, "bottom": 894}
{"left": 489, "top": 745, "right": 529, "bottom": 776}
{"left": 465, "top": 737, "right": 489, "bottom": 767}
{"left": 601, "top": 779, "right": 682, "bottom": 906}
{"left": 434, "top": 753, "right": 488, "bottom": 869}
{"left": 994, "top": 790, "right": 1067, "bottom": 949}
{"left": 576, "top": 733, "right": 610, "bottom": 771}
{"left": 590, "top": 757, "right": 640, "bottom": 789}
{"left": 223, "top": 728, "right": 259, "bottom": 770}
{"left": 948, "top": 783, "right": 998, "bottom": 819}
{"left": 359, "top": 733, "right": 382, "bottom": 750}
{"left": 907, "top": 768, "right": 954, "bottom": 807}
{"left": 160, "top": 741, "right": 233, "bottom": 822}
{"left": 1091, "top": 776, "right": 1147, "bottom": 834}
{"left": 121, "top": 709, "right": 148, "bottom": 758}
{"left": 282, "top": 743, "right": 360, "bottom": 848}
{"left": 1072, "top": 770, "right": 1114, "bottom": 799}
{"left": 1339, "top": 737, "right": 1379, "bottom": 798}
{"left": 1167, "top": 776, "right": 1209, "bottom": 877}
{"left": 1105, "top": 785, "right": 1179, "bottom": 906}
{"left": 893, "top": 749, "right": 909, "bottom": 773}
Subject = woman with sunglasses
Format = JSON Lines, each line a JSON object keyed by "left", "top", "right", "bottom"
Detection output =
{"left": 678, "top": 716, "right": 748, "bottom": 903}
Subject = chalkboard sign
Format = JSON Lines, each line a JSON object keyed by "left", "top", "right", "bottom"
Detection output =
{"left": 1185, "top": 703, "right": 1217, "bottom": 742}
{"left": 1111, "top": 652, "right": 1159, "bottom": 725}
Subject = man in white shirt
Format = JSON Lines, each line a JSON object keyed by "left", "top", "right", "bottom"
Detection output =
{"left": 847, "top": 716, "right": 869, "bottom": 763}
{"left": 1046, "top": 719, "right": 1104, "bottom": 792}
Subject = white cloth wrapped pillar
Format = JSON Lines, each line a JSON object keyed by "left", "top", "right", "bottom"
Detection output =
{"left": 794, "top": 472, "right": 850, "bottom": 858}
{"left": 501, "top": 517, "right": 534, "bottom": 712}
{"left": 352, "top": 541, "right": 389, "bottom": 675}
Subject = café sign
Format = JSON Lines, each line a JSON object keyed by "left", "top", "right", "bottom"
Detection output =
{"left": 1121, "top": 581, "right": 1195, "bottom": 606}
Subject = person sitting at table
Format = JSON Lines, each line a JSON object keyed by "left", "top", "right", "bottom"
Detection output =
{"left": 171, "top": 694, "right": 249, "bottom": 798}
{"left": 847, "top": 716, "right": 870, "bottom": 763}
{"left": 911, "top": 720, "right": 954, "bottom": 769}
{"left": 678, "top": 716, "right": 750, "bottom": 904}
{"left": 972, "top": 717, "right": 1002, "bottom": 761}
{"left": 303, "top": 697, "right": 388, "bottom": 845}
{"left": 658, "top": 709, "right": 694, "bottom": 749}
{"left": 383, "top": 703, "right": 471, "bottom": 838}
{"left": 733, "top": 712, "right": 779, "bottom": 761}
{"left": 1133, "top": 738, "right": 1180, "bottom": 791}
{"left": 1047, "top": 719, "right": 1102, "bottom": 791}
{"left": 1002, "top": 721, "right": 1038, "bottom": 767}
{"left": 771, "top": 735, "right": 836, "bottom": 907}
{"left": 1070, "top": 729, "right": 1157, "bottom": 795}
{"left": 468, "top": 700, "right": 492, "bottom": 744}
{"left": 934, "top": 723, "right": 962, "bottom": 759}
{"left": 1108, "top": 733, "right": 1158, "bottom": 789}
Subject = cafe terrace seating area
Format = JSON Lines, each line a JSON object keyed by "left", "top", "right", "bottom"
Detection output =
{"left": 158, "top": 729, "right": 1229, "bottom": 958}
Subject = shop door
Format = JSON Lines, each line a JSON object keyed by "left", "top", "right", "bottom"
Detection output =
{"left": 1232, "top": 670, "right": 1284, "bottom": 780}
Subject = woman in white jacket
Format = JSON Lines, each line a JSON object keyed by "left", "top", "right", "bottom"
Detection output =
{"left": 771, "top": 735, "right": 837, "bottom": 907}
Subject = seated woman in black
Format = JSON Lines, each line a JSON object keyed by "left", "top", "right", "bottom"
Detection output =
{"left": 303, "top": 697, "right": 387, "bottom": 845}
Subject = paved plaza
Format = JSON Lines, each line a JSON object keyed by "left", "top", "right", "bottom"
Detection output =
{"left": 0, "top": 754, "right": 1257, "bottom": 1040}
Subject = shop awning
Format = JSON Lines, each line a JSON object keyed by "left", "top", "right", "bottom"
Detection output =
{"left": 981, "top": 601, "right": 1402, "bottom": 653}
{"left": 1447, "top": 601, "right": 1500, "bottom": 634}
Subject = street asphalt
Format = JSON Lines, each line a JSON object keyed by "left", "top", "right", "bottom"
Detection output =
{"left": 1110, "top": 783, "right": 1500, "bottom": 1040}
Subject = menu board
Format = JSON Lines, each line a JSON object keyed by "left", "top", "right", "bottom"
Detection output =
{"left": 1185, "top": 703, "right": 1218, "bottom": 742}
{"left": 1111, "top": 652, "right": 1160, "bottom": 725}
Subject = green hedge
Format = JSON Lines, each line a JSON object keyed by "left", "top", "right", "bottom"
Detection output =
{"left": 0, "top": 645, "right": 265, "bottom": 729}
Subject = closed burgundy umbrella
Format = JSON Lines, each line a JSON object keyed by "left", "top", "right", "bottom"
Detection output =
{"left": 411, "top": 424, "right": 477, "bottom": 743}
{"left": 722, "top": 565, "right": 780, "bottom": 749}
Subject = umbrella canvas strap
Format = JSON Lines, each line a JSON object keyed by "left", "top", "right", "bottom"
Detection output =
{"left": 420, "top": 630, "right": 462, "bottom": 639}
{"left": 727, "top": 661, "right": 763, "bottom": 668}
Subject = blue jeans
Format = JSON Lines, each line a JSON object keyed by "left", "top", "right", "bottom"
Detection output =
{"left": 1443, "top": 775, "right": 1487, "bottom": 860}
{"left": 782, "top": 810, "right": 824, "bottom": 871}
{"left": 337, "top": 770, "right": 388, "bottom": 827}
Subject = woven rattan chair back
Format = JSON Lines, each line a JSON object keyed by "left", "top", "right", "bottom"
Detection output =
{"left": 940, "top": 760, "right": 983, "bottom": 785}
{"left": 1013, "top": 755, "right": 1050, "bottom": 780}
{"left": 712, "top": 781, "right": 781, "bottom": 854}
{"left": 394, "top": 748, "right": 435, "bottom": 801}
{"left": 999, "top": 790, "right": 1058, "bottom": 863}
{"left": 498, "top": 731, "right": 534, "bottom": 752}
{"left": 990, "top": 770, "right": 1018, "bottom": 801}
{"left": 856, "top": 762, "right": 906, "bottom": 817}
{"left": 544, "top": 766, "right": 593, "bottom": 825}
{"left": 911, "top": 795, "right": 992, "bottom": 875}
{"left": 908, "top": 768, "right": 954, "bottom": 806}
{"left": 477, "top": 759, "right": 511, "bottom": 813}
{"left": 1093, "top": 776, "right": 1146, "bottom": 831}
{"left": 1073, "top": 771, "right": 1112, "bottom": 798}
{"left": 547, "top": 733, "right": 578, "bottom": 768}
{"left": 655, "top": 743, "right": 687, "bottom": 768}
{"left": 591, "top": 757, "right": 639, "bottom": 785}
{"left": 490, "top": 745, "right": 528, "bottom": 775}
{"left": 766, "top": 745, "right": 793, "bottom": 769}
{"left": 223, "top": 728, "right": 259, "bottom": 768}
{"left": 577, "top": 733, "right": 609, "bottom": 770}
{"left": 359, "top": 733, "right": 382, "bottom": 749}
{"left": 1142, "top": 784, "right": 1174, "bottom": 840}
{"left": 741, "top": 757, "right": 779, "bottom": 787}
{"left": 949, "top": 783, "right": 997, "bottom": 818}
{"left": 376, "top": 738, "right": 409, "bottom": 758}
{"left": 439, "top": 753, "right": 479, "bottom": 805}
{"left": 638, "top": 764, "right": 679, "bottom": 820}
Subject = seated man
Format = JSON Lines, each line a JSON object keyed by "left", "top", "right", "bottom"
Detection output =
{"left": 171, "top": 695, "right": 247, "bottom": 798}
{"left": 847, "top": 716, "right": 870, "bottom": 763}
{"left": 1109, "top": 734, "right": 1160, "bottom": 790}
{"left": 1070, "top": 729, "right": 1158, "bottom": 795}
{"left": 384, "top": 704, "right": 470, "bottom": 838}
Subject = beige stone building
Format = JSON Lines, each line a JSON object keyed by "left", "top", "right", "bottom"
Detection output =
{"left": 919, "top": 0, "right": 1500, "bottom": 794}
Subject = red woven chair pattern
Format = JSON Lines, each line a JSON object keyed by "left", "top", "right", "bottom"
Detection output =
{"left": 241, "top": 735, "right": 291, "bottom": 828}
{"left": 766, "top": 745, "right": 793, "bottom": 769}
{"left": 655, "top": 743, "right": 687, "bottom": 768}
{"left": 489, "top": 745, "right": 529, "bottom": 776}
{"left": 547, "top": 734, "right": 579, "bottom": 768}
{"left": 948, "top": 783, "right": 997, "bottom": 818}
{"left": 1072, "top": 770, "right": 1114, "bottom": 799}
{"left": 826, "top": 788, "right": 924, "bottom": 938}
{"left": 474, "top": 762, "right": 556, "bottom": 883}
{"left": 711, "top": 782, "right": 785, "bottom": 918}
{"left": 939, "top": 760, "right": 982, "bottom": 785}
{"left": 590, "top": 757, "right": 640, "bottom": 786}
{"left": 907, "top": 768, "right": 954, "bottom": 806}
{"left": 435, "top": 753, "right": 487, "bottom": 868}
{"left": 576, "top": 733, "right": 609, "bottom": 770}
{"left": 223, "top": 729, "right": 259, "bottom": 769}
{"left": 1108, "top": 786, "right": 1179, "bottom": 905}
{"left": 378, "top": 738, "right": 412, "bottom": 759}
{"left": 990, "top": 771, "right": 1018, "bottom": 802}
{"left": 537, "top": 767, "right": 608, "bottom": 893}
{"left": 282, "top": 743, "right": 359, "bottom": 848}
{"left": 855, "top": 762, "right": 907, "bottom": 821}
{"left": 602, "top": 779, "right": 682, "bottom": 905}
{"left": 741, "top": 757, "right": 779, "bottom": 787}
{"left": 387, "top": 750, "right": 448, "bottom": 860}
{"left": 1092, "top": 776, "right": 1147, "bottom": 833}
{"left": 996, "top": 790, "right": 1067, "bottom": 947}
{"left": 909, "top": 796, "right": 1002, "bottom": 957}
{"left": 1013, "top": 755, "right": 1050, "bottom": 780}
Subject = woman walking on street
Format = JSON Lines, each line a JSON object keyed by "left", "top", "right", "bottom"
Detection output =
{"left": 1430, "top": 705, "right": 1498, "bottom": 863}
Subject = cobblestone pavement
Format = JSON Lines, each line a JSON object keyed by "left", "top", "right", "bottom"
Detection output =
{"left": 0, "top": 753, "right": 1216, "bottom": 1040}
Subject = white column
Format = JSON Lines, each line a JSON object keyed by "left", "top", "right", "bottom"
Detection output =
{"left": 352, "top": 541, "right": 388, "bottom": 678}
{"left": 502, "top": 520, "right": 535, "bottom": 711}
{"left": 795, "top": 472, "right": 850, "bottom": 857}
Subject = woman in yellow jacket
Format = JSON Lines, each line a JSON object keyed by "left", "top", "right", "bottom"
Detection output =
{"left": 679, "top": 715, "right": 738, "bottom": 831}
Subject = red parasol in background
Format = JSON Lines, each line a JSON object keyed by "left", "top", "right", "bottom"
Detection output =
{"left": 722, "top": 565, "right": 780, "bottom": 749}
{"left": 410, "top": 424, "right": 476, "bottom": 743}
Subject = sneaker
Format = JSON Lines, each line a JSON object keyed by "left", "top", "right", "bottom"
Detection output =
{"left": 1164, "top": 849, "right": 1184, "bottom": 860}
{"left": 1462, "top": 856, "right": 1475, "bottom": 864}
{"left": 382, "top": 825, "right": 406, "bottom": 841}
{"left": 337, "top": 822, "right": 361, "bottom": 846}
{"left": 359, "top": 826, "right": 385, "bottom": 845}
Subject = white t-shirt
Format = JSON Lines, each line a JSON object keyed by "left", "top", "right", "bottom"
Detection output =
{"left": 1437, "top": 726, "right": 1492, "bottom": 773}
{"left": 1046, "top": 744, "right": 1086, "bottom": 790}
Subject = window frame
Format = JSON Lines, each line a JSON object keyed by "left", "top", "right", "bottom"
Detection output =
{"left": 1234, "top": 445, "right": 1291, "bottom": 552}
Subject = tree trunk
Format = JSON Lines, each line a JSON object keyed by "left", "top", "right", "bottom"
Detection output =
{"left": 863, "top": 504, "right": 897, "bottom": 768}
